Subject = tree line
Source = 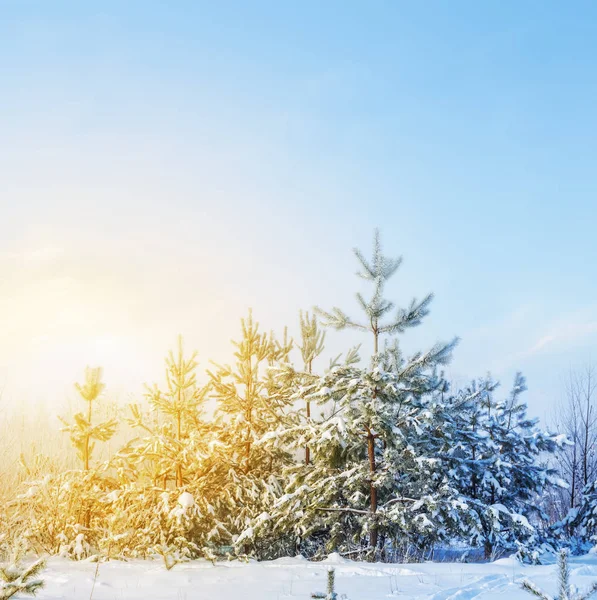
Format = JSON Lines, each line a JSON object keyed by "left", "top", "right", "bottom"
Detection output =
{"left": 1, "top": 231, "right": 584, "bottom": 564}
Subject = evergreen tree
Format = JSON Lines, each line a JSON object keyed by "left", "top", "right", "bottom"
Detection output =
{"left": 560, "top": 477, "right": 597, "bottom": 546}
{"left": 141, "top": 335, "right": 210, "bottom": 488}
{"left": 209, "top": 310, "right": 293, "bottom": 475}
{"left": 252, "top": 231, "right": 459, "bottom": 559}
{"left": 298, "top": 311, "right": 325, "bottom": 465}
{"left": 312, "top": 229, "right": 457, "bottom": 553}
{"left": 521, "top": 549, "right": 597, "bottom": 600}
{"left": 107, "top": 337, "right": 220, "bottom": 560}
{"left": 312, "top": 567, "right": 338, "bottom": 600}
{"left": 11, "top": 368, "right": 119, "bottom": 557}
{"left": 209, "top": 311, "right": 296, "bottom": 556}
{"left": 443, "top": 373, "right": 565, "bottom": 559}
{"left": 0, "top": 557, "right": 45, "bottom": 600}
{"left": 59, "top": 367, "right": 117, "bottom": 472}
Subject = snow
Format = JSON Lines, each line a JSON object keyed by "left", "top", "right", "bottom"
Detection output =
{"left": 31, "top": 552, "right": 597, "bottom": 600}
{"left": 73, "top": 534, "right": 86, "bottom": 561}
{"left": 177, "top": 492, "right": 195, "bottom": 509}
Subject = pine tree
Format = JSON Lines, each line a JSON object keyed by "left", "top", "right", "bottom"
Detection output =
{"left": 557, "top": 472, "right": 597, "bottom": 545}
{"left": 312, "top": 567, "right": 338, "bottom": 600}
{"left": 298, "top": 311, "right": 325, "bottom": 465}
{"left": 209, "top": 310, "right": 293, "bottom": 475}
{"left": 0, "top": 557, "right": 45, "bottom": 599}
{"left": 60, "top": 367, "right": 117, "bottom": 471}
{"left": 443, "top": 373, "right": 565, "bottom": 559}
{"left": 124, "top": 335, "right": 210, "bottom": 492}
{"left": 142, "top": 335, "right": 209, "bottom": 488}
{"left": 252, "top": 231, "right": 459, "bottom": 559}
{"left": 313, "top": 229, "right": 457, "bottom": 553}
{"left": 24, "top": 366, "right": 119, "bottom": 553}
{"left": 107, "top": 337, "right": 219, "bottom": 560}
{"left": 521, "top": 549, "right": 597, "bottom": 600}
{"left": 209, "top": 310, "right": 296, "bottom": 556}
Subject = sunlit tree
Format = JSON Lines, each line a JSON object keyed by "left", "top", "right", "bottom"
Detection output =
{"left": 60, "top": 367, "right": 117, "bottom": 471}
{"left": 297, "top": 310, "right": 325, "bottom": 465}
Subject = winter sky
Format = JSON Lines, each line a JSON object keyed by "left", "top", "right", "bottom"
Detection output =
{"left": 2, "top": 2, "right": 597, "bottom": 422}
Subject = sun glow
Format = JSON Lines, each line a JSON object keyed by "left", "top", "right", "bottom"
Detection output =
{"left": 0, "top": 248, "right": 160, "bottom": 406}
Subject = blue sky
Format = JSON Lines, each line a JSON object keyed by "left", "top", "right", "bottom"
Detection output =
{"left": 1, "top": 1, "right": 597, "bottom": 421}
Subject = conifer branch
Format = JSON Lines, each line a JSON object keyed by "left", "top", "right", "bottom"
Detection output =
{"left": 521, "top": 580, "right": 554, "bottom": 600}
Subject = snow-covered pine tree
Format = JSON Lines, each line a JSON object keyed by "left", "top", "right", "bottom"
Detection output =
{"left": 209, "top": 310, "right": 293, "bottom": 476}
{"left": 0, "top": 556, "right": 45, "bottom": 600}
{"left": 10, "top": 368, "right": 118, "bottom": 558}
{"left": 312, "top": 230, "right": 457, "bottom": 554}
{"left": 444, "top": 373, "right": 565, "bottom": 559}
{"left": 140, "top": 335, "right": 210, "bottom": 489}
{"left": 558, "top": 477, "right": 597, "bottom": 548}
{"left": 60, "top": 367, "right": 117, "bottom": 473}
{"left": 209, "top": 310, "right": 296, "bottom": 556}
{"left": 521, "top": 549, "right": 597, "bottom": 600}
{"left": 60, "top": 367, "right": 117, "bottom": 553}
{"left": 489, "top": 373, "right": 565, "bottom": 556}
{"left": 298, "top": 311, "right": 325, "bottom": 465}
{"left": 105, "top": 337, "right": 220, "bottom": 560}
{"left": 254, "top": 231, "right": 458, "bottom": 559}
{"left": 312, "top": 567, "right": 338, "bottom": 600}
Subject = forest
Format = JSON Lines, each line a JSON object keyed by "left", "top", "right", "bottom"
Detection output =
{"left": 0, "top": 232, "right": 595, "bottom": 567}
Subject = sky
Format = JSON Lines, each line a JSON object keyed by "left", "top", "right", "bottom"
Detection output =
{"left": 2, "top": 1, "right": 597, "bottom": 423}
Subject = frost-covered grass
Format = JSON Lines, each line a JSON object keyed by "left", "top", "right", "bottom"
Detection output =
{"left": 31, "top": 552, "right": 597, "bottom": 600}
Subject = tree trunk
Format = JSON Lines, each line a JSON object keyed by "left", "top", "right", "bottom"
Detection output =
{"left": 176, "top": 411, "right": 183, "bottom": 487}
{"left": 85, "top": 401, "right": 92, "bottom": 471}
{"left": 367, "top": 432, "right": 378, "bottom": 551}
{"left": 305, "top": 358, "right": 313, "bottom": 465}
{"left": 571, "top": 446, "right": 577, "bottom": 509}
{"left": 484, "top": 539, "right": 493, "bottom": 560}
{"left": 583, "top": 387, "right": 591, "bottom": 486}
{"left": 305, "top": 398, "right": 311, "bottom": 465}
{"left": 368, "top": 327, "right": 379, "bottom": 554}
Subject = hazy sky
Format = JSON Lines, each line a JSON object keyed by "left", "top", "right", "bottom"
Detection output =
{"left": 2, "top": 1, "right": 597, "bottom": 422}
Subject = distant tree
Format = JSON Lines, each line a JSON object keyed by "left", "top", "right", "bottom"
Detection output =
{"left": 59, "top": 367, "right": 117, "bottom": 471}
{"left": 553, "top": 365, "right": 597, "bottom": 517}
{"left": 444, "top": 373, "right": 565, "bottom": 559}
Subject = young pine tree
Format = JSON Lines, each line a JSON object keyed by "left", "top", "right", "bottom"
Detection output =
{"left": 257, "top": 231, "right": 458, "bottom": 559}
{"left": 298, "top": 310, "right": 325, "bottom": 465}
{"left": 0, "top": 557, "right": 45, "bottom": 600}
{"left": 521, "top": 550, "right": 597, "bottom": 600}
{"left": 312, "top": 229, "right": 457, "bottom": 553}
{"left": 444, "top": 373, "right": 565, "bottom": 559}
{"left": 209, "top": 311, "right": 296, "bottom": 556}
{"left": 312, "top": 567, "right": 338, "bottom": 600}
{"left": 209, "top": 310, "right": 293, "bottom": 476}
{"left": 142, "top": 336, "right": 210, "bottom": 488}
{"left": 57, "top": 367, "right": 117, "bottom": 535}
{"left": 107, "top": 337, "right": 220, "bottom": 561}
{"left": 60, "top": 367, "right": 117, "bottom": 471}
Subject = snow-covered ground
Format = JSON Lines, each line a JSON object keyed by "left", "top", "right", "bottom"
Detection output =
{"left": 34, "top": 552, "right": 597, "bottom": 600}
